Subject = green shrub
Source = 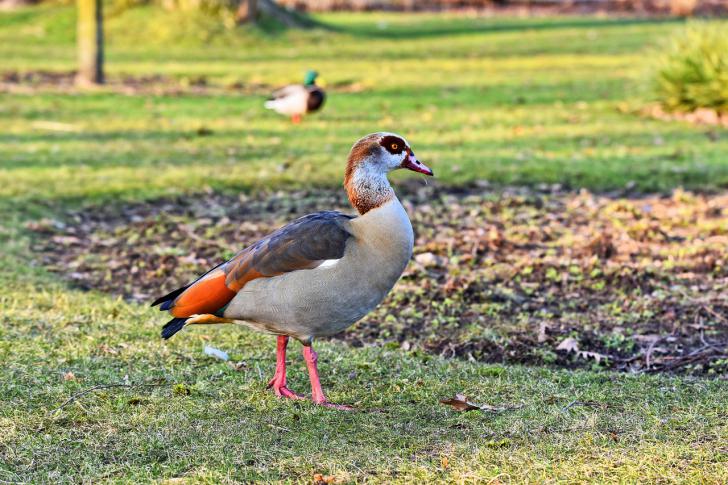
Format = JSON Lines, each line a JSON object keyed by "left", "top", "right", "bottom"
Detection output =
{"left": 650, "top": 22, "right": 728, "bottom": 113}
{"left": 105, "top": 0, "right": 238, "bottom": 29}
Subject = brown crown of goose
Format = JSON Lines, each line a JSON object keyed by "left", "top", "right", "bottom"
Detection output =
{"left": 344, "top": 134, "right": 406, "bottom": 215}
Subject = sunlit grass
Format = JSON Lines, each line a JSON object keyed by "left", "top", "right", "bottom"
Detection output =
{"left": 1, "top": 6, "right": 727, "bottom": 482}
{"left": 1, "top": 9, "right": 726, "bottom": 210}
{"left": 2, "top": 266, "right": 727, "bottom": 483}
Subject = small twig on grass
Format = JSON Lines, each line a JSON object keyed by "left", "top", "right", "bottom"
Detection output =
{"left": 652, "top": 345, "right": 728, "bottom": 372}
{"left": 479, "top": 403, "right": 525, "bottom": 413}
{"left": 266, "top": 423, "right": 291, "bottom": 433}
{"left": 178, "top": 224, "right": 227, "bottom": 250}
{"left": 702, "top": 305, "right": 727, "bottom": 324}
{"left": 685, "top": 344, "right": 715, "bottom": 357}
{"left": 50, "top": 381, "right": 167, "bottom": 414}
{"left": 440, "top": 394, "right": 524, "bottom": 413}
{"left": 645, "top": 337, "right": 661, "bottom": 369}
{"left": 697, "top": 329, "right": 721, "bottom": 350}
{"left": 561, "top": 400, "right": 604, "bottom": 412}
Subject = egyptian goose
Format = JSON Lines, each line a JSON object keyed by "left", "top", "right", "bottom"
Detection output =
{"left": 152, "top": 133, "right": 433, "bottom": 409}
{"left": 264, "top": 70, "right": 325, "bottom": 123}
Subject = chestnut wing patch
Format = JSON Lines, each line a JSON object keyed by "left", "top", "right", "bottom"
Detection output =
{"left": 224, "top": 211, "right": 354, "bottom": 291}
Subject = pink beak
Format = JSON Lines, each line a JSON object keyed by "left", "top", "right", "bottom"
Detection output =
{"left": 402, "top": 150, "right": 434, "bottom": 176}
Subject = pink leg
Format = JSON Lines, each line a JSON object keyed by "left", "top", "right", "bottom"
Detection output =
{"left": 303, "top": 345, "right": 353, "bottom": 410}
{"left": 266, "top": 336, "right": 304, "bottom": 400}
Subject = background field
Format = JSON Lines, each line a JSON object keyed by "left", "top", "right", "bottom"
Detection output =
{"left": 1, "top": 6, "right": 727, "bottom": 483}
{"left": 2, "top": 7, "right": 728, "bottom": 208}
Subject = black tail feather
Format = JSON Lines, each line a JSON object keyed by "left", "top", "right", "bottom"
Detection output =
{"left": 151, "top": 285, "right": 189, "bottom": 309}
{"left": 161, "top": 317, "right": 188, "bottom": 340}
{"left": 159, "top": 299, "right": 175, "bottom": 311}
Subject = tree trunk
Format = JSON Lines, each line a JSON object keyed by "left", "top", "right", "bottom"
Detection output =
{"left": 236, "top": 0, "right": 314, "bottom": 28}
{"left": 236, "top": 0, "right": 258, "bottom": 24}
{"left": 76, "top": 0, "right": 104, "bottom": 86}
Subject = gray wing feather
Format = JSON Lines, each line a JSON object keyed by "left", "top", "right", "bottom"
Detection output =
{"left": 224, "top": 211, "right": 354, "bottom": 289}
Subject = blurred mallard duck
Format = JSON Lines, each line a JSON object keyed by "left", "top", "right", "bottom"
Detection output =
{"left": 265, "top": 70, "right": 325, "bottom": 123}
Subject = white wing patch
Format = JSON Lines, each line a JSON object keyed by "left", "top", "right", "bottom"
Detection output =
{"left": 319, "top": 259, "right": 340, "bottom": 268}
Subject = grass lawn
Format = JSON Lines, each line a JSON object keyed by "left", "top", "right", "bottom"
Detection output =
{"left": 1, "top": 5, "right": 727, "bottom": 483}
{"left": 1, "top": 7, "right": 727, "bottom": 207}
{"left": 2, "top": 281, "right": 727, "bottom": 482}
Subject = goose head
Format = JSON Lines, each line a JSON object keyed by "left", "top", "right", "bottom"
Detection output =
{"left": 344, "top": 132, "right": 434, "bottom": 214}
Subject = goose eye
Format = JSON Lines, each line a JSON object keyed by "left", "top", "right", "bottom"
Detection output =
{"left": 391, "top": 143, "right": 398, "bottom": 150}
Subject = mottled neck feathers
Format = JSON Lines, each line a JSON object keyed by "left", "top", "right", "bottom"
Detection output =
{"left": 344, "top": 138, "right": 395, "bottom": 215}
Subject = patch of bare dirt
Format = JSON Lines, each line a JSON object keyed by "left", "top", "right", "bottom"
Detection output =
{"left": 0, "top": 70, "right": 366, "bottom": 96}
{"left": 279, "top": 0, "right": 727, "bottom": 16}
{"left": 641, "top": 104, "right": 728, "bottom": 128}
{"left": 27, "top": 184, "right": 728, "bottom": 375}
{"left": 0, "top": 70, "right": 270, "bottom": 96}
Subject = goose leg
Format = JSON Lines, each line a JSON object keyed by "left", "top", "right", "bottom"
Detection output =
{"left": 266, "top": 336, "right": 304, "bottom": 400}
{"left": 303, "top": 345, "right": 353, "bottom": 410}
{"left": 291, "top": 114, "right": 302, "bottom": 124}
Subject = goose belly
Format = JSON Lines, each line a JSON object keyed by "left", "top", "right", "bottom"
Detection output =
{"left": 223, "top": 241, "right": 411, "bottom": 341}
{"left": 224, "top": 199, "right": 415, "bottom": 341}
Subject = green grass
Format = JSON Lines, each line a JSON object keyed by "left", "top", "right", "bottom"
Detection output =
{"left": 649, "top": 22, "right": 728, "bottom": 113}
{"left": 0, "top": 7, "right": 727, "bottom": 209}
{"left": 2, "top": 271, "right": 727, "bottom": 483}
{"left": 1, "top": 6, "right": 727, "bottom": 482}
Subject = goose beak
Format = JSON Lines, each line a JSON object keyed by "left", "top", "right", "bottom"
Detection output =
{"left": 402, "top": 150, "right": 434, "bottom": 176}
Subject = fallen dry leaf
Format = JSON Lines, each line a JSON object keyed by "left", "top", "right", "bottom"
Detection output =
{"left": 415, "top": 251, "right": 447, "bottom": 268}
{"left": 440, "top": 394, "right": 524, "bottom": 413}
{"left": 556, "top": 337, "right": 580, "bottom": 352}
{"left": 537, "top": 322, "right": 550, "bottom": 343}
{"left": 487, "top": 225, "right": 505, "bottom": 250}
{"left": 556, "top": 338, "right": 610, "bottom": 363}
{"left": 440, "top": 393, "right": 481, "bottom": 411}
{"left": 313, "top": 473, "right": 336, "bottom": 484}
{"left": 63, "top": 372, "right": 76, "bottom": 381}
{"left": 578, "top": 350, "right": 609, "bottom": 363}
{"left": 98, "top": 343, "right": 118, "bottom": 355}
{"left": 227, "top": 361, "right": 247, "bottom": 371}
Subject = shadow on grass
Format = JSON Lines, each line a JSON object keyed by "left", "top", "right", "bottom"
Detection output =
{"left": 2, "top": 114, "right": 724, "bottom": 187}
{"left": 348, "top": 79, "right": 630, "bottom": 104}
{"left": 318, "top": 16, "right": 683, "bottom": 40}
{"left": 248, "top": 8, "right": 683, "bottom": 41}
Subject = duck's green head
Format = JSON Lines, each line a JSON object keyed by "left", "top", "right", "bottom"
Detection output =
{"left": 303, "top": 70, "right": 318, "bottom": 86}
